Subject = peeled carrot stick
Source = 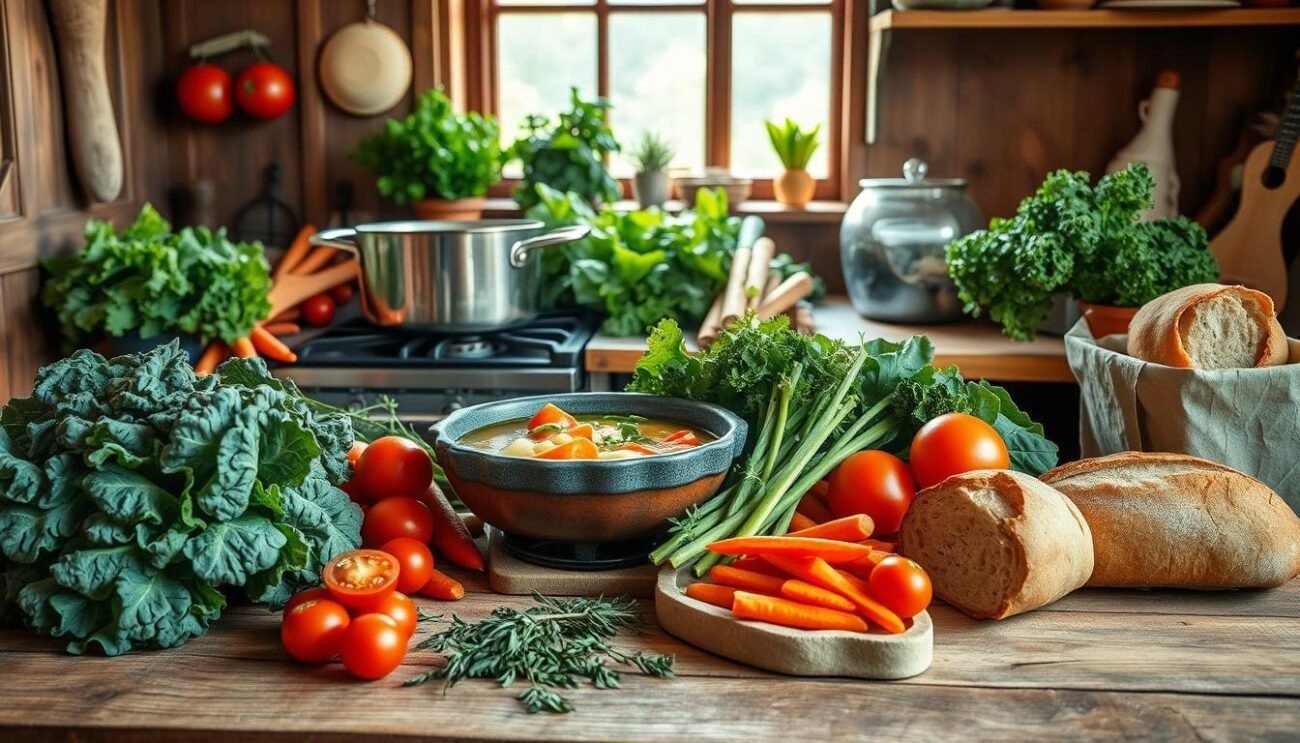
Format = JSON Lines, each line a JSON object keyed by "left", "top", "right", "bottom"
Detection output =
{"left": 274, "top": 224, "right": 316, "bottom": 281}
{"left": 685, "top": 582, "right": 737, "bottom": 610}
{"left": 231, "top": 337, "right": 257, "bottom": 359}
{"left": 731, "top": 591, "right": 868, "bottom": 633}
{"left": 837, "top": 569, "right": 873, "bottom": 594}
{"left": 762, "top": 554, "right": 905, "bottom": 634}
{"left": 796, "top": 493, "right": 833, "bottom": 524}
{"left": 422, "top": 484, "right": 486, "bottom": 571}
{"left": 261, "top": 322, "right": 301, "bottom": 336}
{"left": 269, "top": 307, "right": 301, "bottom": 324}
{"left": 780, "top": 578, "right": 857, "bottom": 613}
{"left": 290, "top": 246, "right": 339, "bottom": 276}
{"left": 861, "top": 538, "right": 896, "bottom": 553}
{"left": 250, "top": 325, "right": 297, "bottom": 363}
{"left": 706, "top": 536, "right": 873, "bottom": 565}
{"left": 194, "top": 341, "right": 228, "bottom": 375}
{"left": 419, "top": 569, "right": 464, "bottom": 601}
{"left": 709, "top": 565, "right": 784, "bottom": 596}
{"left": 788, "top": 514, "right": 875, "bottom": 542}
{"left": 730, "top": 556, "right": 787, "bottom": 577}
{"left": 786, "top": 511, "right": 818, "bottom": 534}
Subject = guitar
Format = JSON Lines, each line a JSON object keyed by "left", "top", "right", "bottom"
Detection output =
{"left": 1211, "top": 72, "right": 1300, "bottom": 312}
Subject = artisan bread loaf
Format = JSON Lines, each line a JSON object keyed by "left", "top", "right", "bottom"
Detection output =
{"left": 899, "top": 470, "right": 1093, "bottom": 620}
{"left": 1126, "top": 283, "right": 1289, "bottom": 369}
{"left": 1042, "top": 453, "right": 1300, "bottom": 588}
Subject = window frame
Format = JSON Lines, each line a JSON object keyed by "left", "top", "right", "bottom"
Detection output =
{"left": 464, "top": 0, "right": 845, "bottom": 202}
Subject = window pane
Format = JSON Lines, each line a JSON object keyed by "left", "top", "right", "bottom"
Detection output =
{"left": 734, "top": 0, "right": 828, "bottom": 5}
{"left": 730, "top": 12, "right": 831, "bottom": 178}
{"left": 498, "top": 0, "right": 594, "bottom": 6}
{"left": 496, "top": 13, "right": 598, "bottom": 158}
{"left": 610, "top": 0, "right": 702, "bottom": 4}
{"left": 609, "top": 12, "right": 706, "bottom": 176}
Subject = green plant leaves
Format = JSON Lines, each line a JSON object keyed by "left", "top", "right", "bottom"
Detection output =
{"left": 183, "top": 514, "right": 286, "bottom": 586}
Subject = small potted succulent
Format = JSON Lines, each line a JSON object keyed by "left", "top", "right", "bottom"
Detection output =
{"left": 510, "top": 88, "right": 620, "bottom": 210}
{"left": 630, "top": 132, "right": 675, "bottom": 208}
{"left": 765, "top": 118, "right": 820, "bottom": 207}
{"left": 352, "top": 87, "right": 502, "bottom": 220}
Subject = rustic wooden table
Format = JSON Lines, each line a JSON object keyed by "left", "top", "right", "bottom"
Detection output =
{"left": 2, "top": 566, "right": 1297, "bottom": 741}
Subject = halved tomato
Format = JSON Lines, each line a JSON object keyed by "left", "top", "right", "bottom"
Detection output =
{"left": 323, "top": 549, "right": 400, "bottom": 611}
{"left": 527, "top": 403, "right": 577, "bottom": 431}
{"left": 537, "top": 438, "right": 598, "bottom": 460}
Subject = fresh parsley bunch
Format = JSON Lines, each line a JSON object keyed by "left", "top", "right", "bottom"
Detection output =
{"left": 41, "top": 205, "right": 272, "bottom": 348}
{"left": 0, "top": 343, "right": 361, "bottom": 654}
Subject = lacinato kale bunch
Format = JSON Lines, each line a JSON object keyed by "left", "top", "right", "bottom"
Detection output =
{"left": 0, "top": 342, "right": 361, "bottom": 655}
{"left": 946, "top": 164, "right": 1218, "bottom": 341}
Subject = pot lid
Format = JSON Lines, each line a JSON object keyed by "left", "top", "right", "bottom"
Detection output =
{"left": 318, "top": 15, "right": 412, "bottom": 117}
{"left": 858, "top": 158, "right": 965, "bottom": 189}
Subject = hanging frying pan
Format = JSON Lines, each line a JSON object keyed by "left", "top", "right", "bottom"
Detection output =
{"left": 318, "top": 1, "right": 412, "bottom": 117}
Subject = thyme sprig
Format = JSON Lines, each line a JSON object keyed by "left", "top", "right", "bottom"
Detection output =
{"left": 404, "top": 594, "right": 674, "bottom": 714}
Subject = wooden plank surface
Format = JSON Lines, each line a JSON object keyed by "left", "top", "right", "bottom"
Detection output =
{"left": 584, "top": 297, "right": 1073, "bottom": 382}
{"left": 870, "top": 8, "right": 1300, "bottom": 32}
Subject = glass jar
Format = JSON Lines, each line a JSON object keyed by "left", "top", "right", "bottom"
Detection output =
{"left": 839, "top": 159, "right": 983, "bottom": 324}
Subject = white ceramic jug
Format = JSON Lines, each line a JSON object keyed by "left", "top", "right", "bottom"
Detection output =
{"left": 1106, "top": 70, "right": 1181, "bottom": 221}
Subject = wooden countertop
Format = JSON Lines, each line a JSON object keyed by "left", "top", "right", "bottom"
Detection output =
{"left": 2, "top": 568, "right": 1297, "bottom": 741}
{"left": 585, "top": 297, "right": 1074, "bottom": 383}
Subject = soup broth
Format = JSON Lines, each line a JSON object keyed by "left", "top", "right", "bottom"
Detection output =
{"left": 462, "top": 403, "right": 712, "bottom": 461}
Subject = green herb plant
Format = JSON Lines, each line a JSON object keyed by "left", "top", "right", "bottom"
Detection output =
{"left": 351, "top": 87, "right": 502, "bottom": 205}
{"left": 405, "top": 594, "right": 673, "bottom": 714}
{"left": 629, "top": 132, "right": 675, "bottom": 174}
{"left": 41, "top": 205, "right": 272, "bottom": 348}
{"left": 764, "top": 119, "right": 821, "bottom": 171}
{"left": 946, "top": 164, "right": 1219, "bottom": 341}
{"left": 510, "top": 88, "right": 620, "bottom": 210}
{"left": 0, "top": 342, "right": 361, "bottom": 654}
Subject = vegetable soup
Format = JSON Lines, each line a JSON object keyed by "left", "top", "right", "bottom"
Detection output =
{"left": 463, "top": 402, "right": 712, "bottom": 460}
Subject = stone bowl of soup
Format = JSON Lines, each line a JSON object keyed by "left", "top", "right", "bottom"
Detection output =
{"left": 430, "top": 393, "right": 747, "bottom": 543}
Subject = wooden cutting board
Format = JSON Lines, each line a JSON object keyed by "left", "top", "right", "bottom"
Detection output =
{"left": 485, "top": 528, "right": 658, "bottom": 598}
{"left": 655, "top": 565, "right": 933, "bottom": 680}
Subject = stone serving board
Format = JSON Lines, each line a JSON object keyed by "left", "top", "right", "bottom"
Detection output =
{"left": 655, "top": 565, "right": 933, "bottom": 680}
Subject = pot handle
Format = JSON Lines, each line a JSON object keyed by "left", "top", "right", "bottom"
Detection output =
{"left": 309, "top": 227, "right": 359, "bottom": 254}
{"left": 509, "top": 224, "right": 590, "bottom": 268}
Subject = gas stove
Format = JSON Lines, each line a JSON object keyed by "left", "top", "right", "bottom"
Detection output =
{"left": 271, "top": 312, "right": 598, "bottom": 425}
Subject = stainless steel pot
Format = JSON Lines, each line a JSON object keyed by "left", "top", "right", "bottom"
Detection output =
{"left": 311, "top": 220, "right": 589, "bottom": 333}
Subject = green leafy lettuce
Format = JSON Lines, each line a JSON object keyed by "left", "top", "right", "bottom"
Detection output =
{"left": 41, "top": 205, "right": 272, "bottom": 348}
{"left": 0, "top": 342, "right": 361, "bottom": 655}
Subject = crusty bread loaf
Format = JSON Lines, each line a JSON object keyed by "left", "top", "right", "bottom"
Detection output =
{"left": 1042, "top": 453, "right": 1300, "bottom": 588}
{"left": 1126, "top": 283, "right": 1289, "bottom": 369}
{"left": 899, "top": 470, "right": 1093, "bottom": 620}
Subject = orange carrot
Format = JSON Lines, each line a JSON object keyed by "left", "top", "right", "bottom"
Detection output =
{"left": 786, "top": 511, "right": 818, "bottom": 534}
{"left": 274, "top": 224, "right": 316, "bottom": 280}
{"left": 708, "top": 565, "right": 784, "bottom": 596}
{"left": 462, "top": 514, "right": 485, "bottom": 538}
{"left": 730, "top": 556, "right": 787, "bottom": 577}
{"left": 685, "top": 582, "right": 737, "bottom": 610}
{"left": 618, "top": 443, "right": 658, "bottom": 455}
{"left": 419, "top": 569, "right": 465, "bottom": 601}
{"left": 780, "top": 578, "right": 857, "bottom": 613}
{"left": 840, "top": 550, "right": 891, "bottom": 578}
{"left": 706, "top": 536, "right": 873, "bottom": 565}
{"left": 231, "top": 337, "right": 257, "bottom": 359}
{"left": 290, "top": 246, "right": 339, "bottom": 276}
{"left": 762, "top": 554, "right": 905, "bottom": 634}
{"left": 796, "top": 492, "right": 833, "bottom": 523}
{"left": 836, "top": 569, "right": 873, "bottom": 595}
{"left": 269, "top": 307, "right": 301, "bottom": 324}
{"left": 194, "top": 342, "right": 228, "bottom": 375}
{"left": 861, "top": 538, "right": 896, "bottom": 553}
{"left": 261, "top": 322, "right": 301, "bottom": 336}
{"left": 421, "top": 484, "right": 486, "bottom": 571}
{"left": 788, "top": 514, "right": 875, "bottom": 542}
{"left": 568, "top": 423, "right": 595, "bottom": 440}
{"left": 731, "top": 591, "right": 868, "bottom": 633}
{"left": 808, "top": 479, "right": 830, "bottom": 503}
{"left": 250, "top": 325, "right": 297, "bottom": 363}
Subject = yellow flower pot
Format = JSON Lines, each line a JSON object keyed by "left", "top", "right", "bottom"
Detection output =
{"left": 774, "top": 169, "right": 815, "bottom": 207}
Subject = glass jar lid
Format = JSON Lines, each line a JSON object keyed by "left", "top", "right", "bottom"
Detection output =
{"left": 857, "top": 158, "right": 966, "bottom": 189}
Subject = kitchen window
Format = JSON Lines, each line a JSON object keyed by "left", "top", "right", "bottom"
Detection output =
{"left": 469, "top": 0, "right": 844, "bottom": 201}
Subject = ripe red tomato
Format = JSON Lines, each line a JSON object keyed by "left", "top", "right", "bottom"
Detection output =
{"left": 341, "top": 441, "right": 368, "bottom": 503}
{"left": 348, "top": 441, "right": 367, "bottom": 466}
{"left": 382, "top": 537, "right": 435, "bottom": 594}
{"left": 354, "top": 436, "right": 433, "bottom": 501}
{"left": 363, "top": 496, "right": 434, "bottom": 547}
{"left": 235, "top": 62, "right": 295, "bottom": 119}
{"left": 177, "top": 64, "right": 233, "bottom": 123}
{"left": 338, "top": 613, "right": 406, "bottom": 680}
{"left": 868, "top": 555, "right": 933, "bottom": 619}
{"left": 281, "top": 597, "right": 351, "bottom": 663}
{"left": 330, "top": 283, "right": 355, "bottom": 304}
{"left": 300, "top": 294, "right": 336, "bottom": 327}
{"left": 909, "top": 413, "right": 1010, "bottom": 489}
{"left": 283, "top": 587, "right": 333, "bottom": 617}
{"left": 323, "top": 549, "right": 400, "bottom": 611}
{"left": 827, "top": 450, "right": 916, "bottom": 536}
{"left": 370, "top": 591, "right": 418, "bottom": 637}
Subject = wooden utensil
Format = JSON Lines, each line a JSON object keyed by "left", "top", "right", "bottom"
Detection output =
{"left": 49, "top": 0, "right": 123, "bottom": 202}
{"left": 757, "top": 272, "right": 814, "bottom": 320}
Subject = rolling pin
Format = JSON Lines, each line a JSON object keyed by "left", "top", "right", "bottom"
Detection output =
{"left": 745, "top": 237, "right": 776, "bottom": 312}
{"left": 757, "top": 272, "right": 814, "bottom": 320}
{"left": 49, "top": 0, "right": 124, "bottom": 203}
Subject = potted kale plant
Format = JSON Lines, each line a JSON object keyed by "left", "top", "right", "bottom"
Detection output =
{"left": 510, "top": 88, "right": 620, "bottom": 211}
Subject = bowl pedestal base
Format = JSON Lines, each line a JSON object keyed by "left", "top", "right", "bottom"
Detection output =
{"left": 486, "top": 527, "right": 658, "bottom": 598}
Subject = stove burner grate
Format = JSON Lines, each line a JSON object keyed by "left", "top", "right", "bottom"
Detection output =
{"left": 499, "top": 531, "right": 662, "bottom": 571}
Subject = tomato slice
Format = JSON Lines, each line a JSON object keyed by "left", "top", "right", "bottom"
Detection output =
{"left": 537, "top": 438, "right": 599, "bottom": 460}
{"left": 527, "top": 403, "right": 577, "bottom": 431}
{"left": 567, "top": 423, "right": 595, "bottom": 440}
{"left": 663, "top": 430, "right": 700, "bottom": 447}
{"left": 323, "top": 549, "right": 400, "bottom": 611}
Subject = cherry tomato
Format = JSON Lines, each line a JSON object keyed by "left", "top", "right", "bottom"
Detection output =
{"left": 300, "top": 294, "right": 336, "bottom": 327}
{"left": 868, "top": 555, "right": 933, "bottom": 619}
{"left": 354, "top": 436, "right": 433, "bottom": 501}
{"left": 362, "top": 496, "right": 434, "bottom": 546}
{"left": 348, "top": 441, "right": 367, "bottom": 466}
{"left": 177, "top": 64, "right": 232, "bottom": 123}
{"left": 828, "top": 450, "right": 917, "bottom": 536}
{"left": 381, "top": 537, "right": 435, "bottom": 594}
{"left": 281, "top": 597, "right": 351, "bottom": 663}
{"left": 341, "top": 441, "right": 368, "bottom": 503}
{"left": 537, "top": 438, "right": 598, "bottom": 460}
{"left": 338, "top": 613, "right": 406, "bottom": 680}
{"left": 909, "top": 413, "right": 1010, "bottom": 490}
{"left": 323, "top": 549, "right": 400, "bottom": 611}
{"left": 369, "top": 591, "right": 418, "bottom": 637}
{"left": 330, "top": 283, "right": 355, "bottom": 304}
{"left": 527, "top": 403, "right": 577, "bottom": 431}
{"left": 234, "top": 61, "right": 295, "bottom": 119}
{"left": 283, "top": 587, "right": 333, "bottom": 617}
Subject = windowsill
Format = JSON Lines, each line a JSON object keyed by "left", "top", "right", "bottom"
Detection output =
{"left": 481, "top": 197, "right": 848, "bottom": 225}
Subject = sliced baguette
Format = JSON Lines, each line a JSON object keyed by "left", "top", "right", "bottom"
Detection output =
{"left": 899, "top": 470, "right": 1093, "bottom": 620}
{"left": 1042, "top": 452, "right": 1300, "bottom": 589}
{"left": 1126, "top": 283, "right": 1289, "bottom": 369}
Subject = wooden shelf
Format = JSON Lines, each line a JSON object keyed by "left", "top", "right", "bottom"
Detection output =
{"left": 870, "top": 8, "right": 1300, "bottom": 32}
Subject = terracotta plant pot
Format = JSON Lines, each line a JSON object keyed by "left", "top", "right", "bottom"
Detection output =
{"left": 1077, "top": 300, "right": 1139, "bottom": 339}
{"left": 411, "top": 197, "right": 486, "bottom": 221}
{"left": 774, "top": 169, "right": 815, "bottom": 207}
